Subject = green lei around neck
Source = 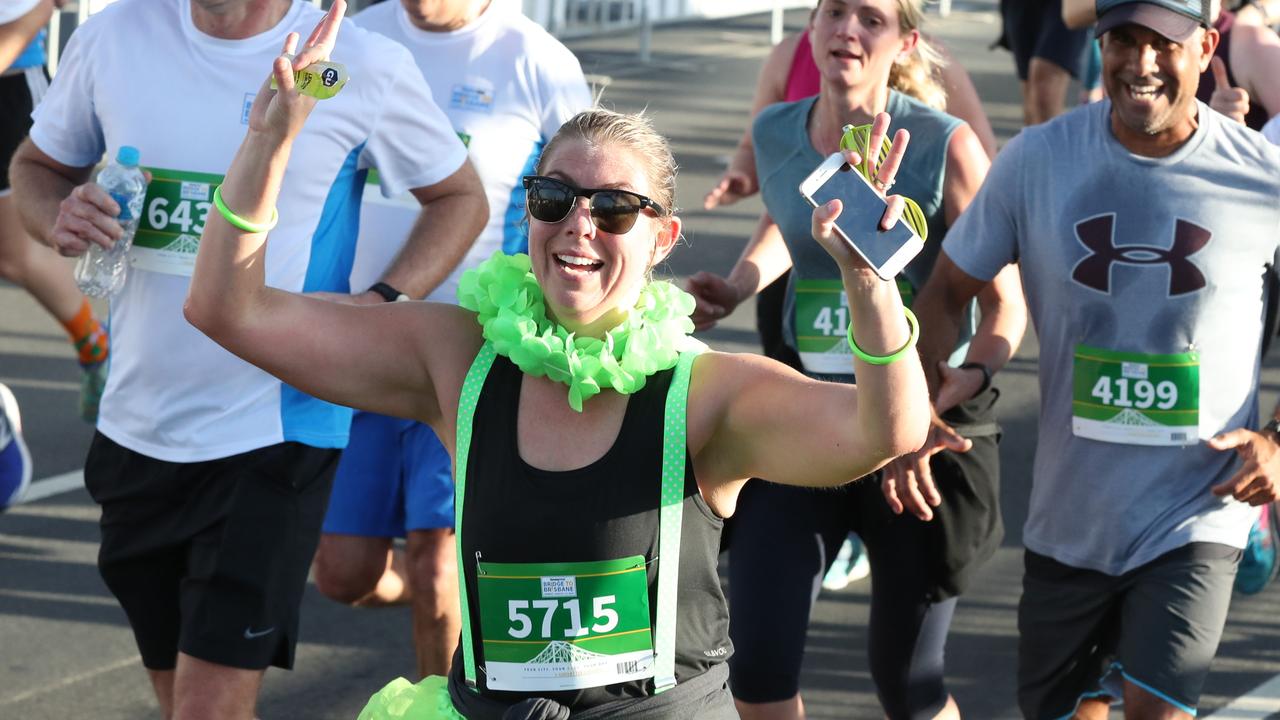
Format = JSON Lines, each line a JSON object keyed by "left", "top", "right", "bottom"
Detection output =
{"left": 456, "top": 252, "right": 697, "bottom": 412}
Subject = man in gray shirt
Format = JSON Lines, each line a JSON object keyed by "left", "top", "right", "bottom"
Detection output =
{"left": 914, "top": 0, "right": 1280, "bottom": 718}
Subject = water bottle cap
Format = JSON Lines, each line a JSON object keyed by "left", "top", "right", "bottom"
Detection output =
{"left": 116, "top": 146, "right": 140, "bottom": 166}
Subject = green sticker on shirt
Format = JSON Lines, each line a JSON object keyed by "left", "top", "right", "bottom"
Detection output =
{"left": 476, "top": 556, "right": 654, "bottom": 692}
{"left": 1071, "top": 344, "right": 1199, "bottom": 446}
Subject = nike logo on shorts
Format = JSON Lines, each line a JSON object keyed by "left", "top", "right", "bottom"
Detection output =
{"left": 243, "top": 626, "right": 276, "bottom": 640}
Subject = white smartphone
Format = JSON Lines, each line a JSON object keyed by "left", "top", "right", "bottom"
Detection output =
{"left": 798, "top": 151, "right": 924, "bottom": 281}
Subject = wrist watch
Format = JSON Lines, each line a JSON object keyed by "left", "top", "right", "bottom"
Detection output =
{"left": 368, "top": 281, "right": 410, "bottom": 303}
{"left": 958, "top": 361, "right": 992, "bottom": 397}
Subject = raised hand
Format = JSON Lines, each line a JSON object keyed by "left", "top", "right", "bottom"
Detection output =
{"left": 247, "top": 0, "right": 347, "bottom": 143}
{"left": 1209, "top": 56, "right": 1250, "bottom": 126}
{"left": 810, "top": 113, "right": 910, "bottom": 273}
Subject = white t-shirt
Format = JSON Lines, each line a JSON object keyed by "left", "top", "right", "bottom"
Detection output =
{"left": 1264, "top": 114, "right": 1280, "bottom": 145}
{"left": 351, "top": 1, "right": 591, "bottom": 303}
{"left": 0, "top": 0, "right": 40, "bottom": 23}
{"left": 30, "top": 0, "right": 467, "bottom": 462}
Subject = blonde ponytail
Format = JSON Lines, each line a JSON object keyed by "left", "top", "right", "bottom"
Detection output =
{"left": 887, "top": 0, "right": 948, "bottom": 110}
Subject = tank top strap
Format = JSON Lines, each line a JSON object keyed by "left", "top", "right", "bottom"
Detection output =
{"left": 653, "top": 348, "right": 702, "bottom": 693}
{"left": 455, "top": 341, "right": 498, "bottom": 689}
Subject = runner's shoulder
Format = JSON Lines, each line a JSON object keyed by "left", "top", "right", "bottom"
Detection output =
{"left": 1208, "top": 108, "right": 1280, "bottom": 184}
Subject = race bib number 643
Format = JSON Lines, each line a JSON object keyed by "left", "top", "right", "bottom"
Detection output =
{"left": 131, "top": 167, "right": 225, "bottom": 277}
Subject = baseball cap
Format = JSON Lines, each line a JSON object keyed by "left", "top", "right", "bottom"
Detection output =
{"left": 1095, "top": 0, "right": 1211, "bottom": 42}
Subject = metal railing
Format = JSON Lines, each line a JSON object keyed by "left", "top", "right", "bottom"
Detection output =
{"left": 45, "top": 0, "right": 824, "bottom": 73}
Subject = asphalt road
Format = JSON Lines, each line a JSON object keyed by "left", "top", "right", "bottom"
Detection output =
{"left": 2, "top": 3, "right": 1279, "bottom": 719}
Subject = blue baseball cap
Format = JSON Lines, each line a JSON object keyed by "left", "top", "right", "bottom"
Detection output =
{"left": 1095, "top": 0, "right": 1211, "bottom": 42}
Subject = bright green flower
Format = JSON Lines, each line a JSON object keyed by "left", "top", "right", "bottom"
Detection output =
{"left": 456, "top": 251, "right": 696, "bottom": 411}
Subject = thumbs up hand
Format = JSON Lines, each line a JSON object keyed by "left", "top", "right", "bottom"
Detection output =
{"left": 1210, "top": 56, "right": 1251, "bottom": 125}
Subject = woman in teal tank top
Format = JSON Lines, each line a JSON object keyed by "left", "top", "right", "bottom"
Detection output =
{"left": 685, "top": 2, "right": 1027, "bottom": 719}
{"left": 185, "top": 4, "right": 934, "bottom": 716}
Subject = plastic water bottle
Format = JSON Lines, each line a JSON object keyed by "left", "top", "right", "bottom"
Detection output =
{"left": 75, "top": 146, "right": 147, "bottom": 298}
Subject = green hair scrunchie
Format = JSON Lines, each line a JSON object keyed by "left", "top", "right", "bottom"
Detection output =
{"left": 457, "top": 251, "right": 697, "bottom": 412}
{"left": 356, "top": 676, "right": 463, "bottom": 720}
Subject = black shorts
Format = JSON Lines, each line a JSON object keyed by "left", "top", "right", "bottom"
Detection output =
{"left": 1017, "top": 543, "right": 1240, "bottom": 719}
{"left": 998, "top": 0, "right": 1092, "bottom": 80}
{"left": 0, "top": 67, "right": 48, "bottom": 194}
{"left": 84, "top": 432, "right": 339, "bottom": 671}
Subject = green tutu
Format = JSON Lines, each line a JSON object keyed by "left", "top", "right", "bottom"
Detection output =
{"left": 356, "top": 675, "right": 464, "bottom": 720}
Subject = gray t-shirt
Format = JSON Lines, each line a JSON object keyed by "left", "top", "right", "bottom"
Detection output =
{"left": 753, "top": 91, "right": 972, "bottom": 377}
{"left": 944, "top": 100, "right": 1280, "bottom": 575}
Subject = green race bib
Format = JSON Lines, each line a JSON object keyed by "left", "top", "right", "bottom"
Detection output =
{"left": 131, "top": 167, "right": 224, "bottom": 276}
{"left": 476, "top": 556, "right": 654, "bottom": 692}
{"left": 794, "top": 278, "right": 913, "bottom": 375}
{"left": 1071, "top": 344, "right": 1199, "bottom": 446}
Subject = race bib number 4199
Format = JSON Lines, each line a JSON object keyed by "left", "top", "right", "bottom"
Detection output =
{"left": 476, "top": 556, "right": 653, "bottom": 692}
{"left": 1071, "top": 344, "right": 1200, "bottom": 446}
{"left": 131, "top": 168, "right": 224, "bottom": 276}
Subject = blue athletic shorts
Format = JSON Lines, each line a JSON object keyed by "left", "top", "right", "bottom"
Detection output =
{"left": 322, "top": 411, "right": 453, "bottom": 536}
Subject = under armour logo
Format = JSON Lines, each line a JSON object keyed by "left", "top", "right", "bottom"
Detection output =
{"left": 1071, "top": 214, "right": 1210, "bottom": 296}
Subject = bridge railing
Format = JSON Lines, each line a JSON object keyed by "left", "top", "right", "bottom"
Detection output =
{"left": 44, "top": 0, "right": 812, "bottom": 74}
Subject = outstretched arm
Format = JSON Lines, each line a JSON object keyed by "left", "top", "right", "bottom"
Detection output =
{"left": 691, "top": 117, "right": 930, "bottom": 506}
{"left": 703, "top": 32, "right": 800, "bottom": 210}
{"left": 352, "top": 162, "right": 487, "bottom": 305}
{"left": 913, "top": 251, "right": 989, "bottom": 395}
{"left": 185, "top": 1, "right": 473, "bottom": 427}
{"left": 686, "top": 212, "right": 792, "bottom": 330}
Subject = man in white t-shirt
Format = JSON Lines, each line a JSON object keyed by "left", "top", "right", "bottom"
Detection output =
{"left": 310, "top": 0, "right": 590, "bottom": 679}
{"left": 9, "top": 1, "right": 487, "bottom": 717}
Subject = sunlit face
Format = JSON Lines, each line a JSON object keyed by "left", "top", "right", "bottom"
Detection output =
{"left": 399, "top": 0, "right": 475, "bottom": 29}
{"left": 809, "top": 0, "right": 917, "bottom": 90}
{"left": 527, "top": 139, "right": 679, "bottom": 335}
{"left": 1101, "top": 24, "right": 1215, "bottom": 139}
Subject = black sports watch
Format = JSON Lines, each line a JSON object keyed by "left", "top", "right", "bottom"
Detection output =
{"left": 368, "top": 281, "right": 410, "bottom": 303}
{"left": 958, "top": 362, "right": 992, "bottom": 398}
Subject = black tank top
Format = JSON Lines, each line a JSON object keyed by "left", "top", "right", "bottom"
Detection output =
{"left": 1197, "top": 10, "right": 1270, "bottom": 131}
{"left": 450, "top": 355, "right": 732, "bottom": 710}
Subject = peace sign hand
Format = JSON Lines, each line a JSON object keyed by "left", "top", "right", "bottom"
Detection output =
{"left": 247, "top": 0, "right": 347, "bottom": 143}
{"left": 810, "top": 113, "right": 911, "bottom": 275}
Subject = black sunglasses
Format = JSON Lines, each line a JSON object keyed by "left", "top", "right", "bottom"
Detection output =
{"left": 523, "top": 175, "right": 666, "bottom": 235}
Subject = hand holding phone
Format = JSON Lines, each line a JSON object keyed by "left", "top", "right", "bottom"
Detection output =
{"left": 799, "top": 135, "right": 922, "bottom": 280}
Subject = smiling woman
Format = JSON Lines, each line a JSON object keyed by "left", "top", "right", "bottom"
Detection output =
{"left": 182, "top": 3, "right": 930, "bottom": 718}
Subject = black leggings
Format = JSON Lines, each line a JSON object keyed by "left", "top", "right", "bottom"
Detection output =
{"left": 727, "top": 398, "right": 1001, "bottom": 719}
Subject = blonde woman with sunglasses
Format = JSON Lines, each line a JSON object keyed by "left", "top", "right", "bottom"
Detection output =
{"left": 186, "top": 3, "right": 929, "bottom": 717}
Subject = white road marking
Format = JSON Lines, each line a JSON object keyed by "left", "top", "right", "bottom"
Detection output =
{"left": 1206, "top": 675, "right": 1280, "bottom": 718}
{"left": 0, "top": 655, "right": 138, "bottom": 707}
{"left": 17, "top": 470, "right": 84, "bottom": 504}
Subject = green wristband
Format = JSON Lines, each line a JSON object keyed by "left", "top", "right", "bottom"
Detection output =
{"left": 846, "top": 307, "right": 919, "bottom": 365}
{"left": 213, "top": 184, "right": 279, "bottom": 234}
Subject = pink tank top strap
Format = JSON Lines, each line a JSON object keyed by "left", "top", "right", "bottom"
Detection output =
{"left": 784, "top": 30, "right": 822, "bottom": 102}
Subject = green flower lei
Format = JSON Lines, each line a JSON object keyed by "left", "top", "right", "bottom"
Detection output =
{"left": 457, "top": 252, "right": 697, "bottom": 412}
